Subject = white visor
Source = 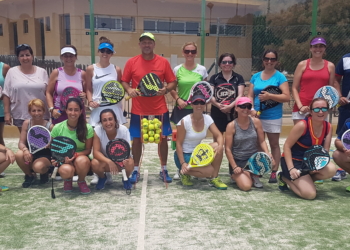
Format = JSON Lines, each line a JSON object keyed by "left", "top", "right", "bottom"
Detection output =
{"left": 60, "top": 47, "right": 76, "bottom": 55}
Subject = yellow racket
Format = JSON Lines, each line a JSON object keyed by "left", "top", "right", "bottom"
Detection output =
{"left": 187, "top": 143, "right": 215, "bottom": 169}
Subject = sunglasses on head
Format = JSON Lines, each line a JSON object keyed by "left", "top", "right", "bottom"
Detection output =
{"left": 16, "top": 44, "right": 31, "bottom": 49}
{"left": 192, "top": 100, "right": 206, "bottom": 105}
{"left": 312, "top": 107, "right": 328, "bottom": 113}
{"left": 221, "top": 60, "right": 233, "bottom": 65}
{"left": 184, "top": 50, "right": 197, "bottom": 54}
{"left": 100, "top": 49, "right": 113, "bottom": 54}
{"left": 237, "top": 104, "right": 252, "bottom": 110}
{"left": 263, "top": 57, "right": 277, "bottom": 62}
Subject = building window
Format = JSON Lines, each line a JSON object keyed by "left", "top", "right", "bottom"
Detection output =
{"left": 84, "top": 14, "right": 134, "bottom": 31}
{"left": 144, "top": 19, "right": 200, "bottom": 34}
{"left": 0, "top": 24, "right": 3, "bottom": 36}
{"left": 210, "top": 24, "right": 245, "bottom": 37}
{"left": 23, "top": 20, "right": 29, "bottom": 33}
{"left": 45, "top": 16, "right": 51, "bottom": 31}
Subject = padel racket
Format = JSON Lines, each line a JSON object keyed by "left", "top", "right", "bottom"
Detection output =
{"left": 27, "top": 125, "right": 51, "bottom": 155}
{"left": 257, "top": 86, "right": 282, "bottom": 115}
{"left": 313, "top": 86, "right": 340, "bottom": 109}
{"left": 181, "top": 81, "right": 213, "bottom": 109}
{"left": 341, "top": 129, "right": 350, "bottom": 150}
{"left": 99, "top": 80, "right": 125, "bottom": 106}
{"left": 214, "top": 83, "right": 236, "bottom": 121}
{"left": 243, "top": 152, "right": 272, "bottom": 175}
{"left": 182, "top": 143, "right": 215, "bottom": 172}
{"left": 106, "top": 139, "right": 131, "bottom": 194}
{"left": 300, "top": 145, "right": 330, "bottom": 172}
{"left": 125, "top": 73, "right": 163, "bottom": 100}
{"left": 60, "top": 86, "right": 81, "bottom": 111}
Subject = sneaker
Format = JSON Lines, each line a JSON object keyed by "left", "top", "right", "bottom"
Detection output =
{"left": 123, "top": 179, "right": 132, "bottom": 190}
{"left": 173, "top": 169, "right": 180, "bottom": 180}
{"left": 230, "top": 175, "right": 236, "bottom": 184}
{"left": 90, "top": 173, "right": 99, "bottom": 185}
{"left": 106, "top": 172, "right": 113, "bottom": 184}
{"left": 332, "top": 170, "right": 347, "bottom": 181}
{"left": 129, "top": 170, "right": 139, "bottom": 184}
{"left": 39, "top": 173, "right": 49, "bottom": 184}
{"left": 0, "top": 186, "right": 9, "bottom": 192}
{"left": 346, "top": 186, "right": 350, "bottom": 192}
{"left": 78, "top": 181, "right": 91, "bottom": 194}
{"left": 72, "top": 175, "right": 78, "bottom": 182}
{"left": 268, "top": 171, "right": 277, "bottom": 183}
{"left": 277, "top": 171, "right": 289, "bottom": 191}
{"left": 55, "top": 176, "right": 63, "bottom": 181}
{"left": 0, "top": 172, "right": 5, "bottom": 178}
{"left": 180, "top": 174, "right": 193, "bottom": 186}
{"left": 209, "top": 177, "right": 228, "bottom": 190}
{"left": 252, "top": 175, "right": 263, "bottom": 188}
{"left": 63, "top": 179, "right": 73, "bottom": 192}
{"left": 314, "top": 180, "right": 324, "bottom": 184}
{"left": 159, "top": 170, "right": 172, "bottom": 183}
{"left": 341, "top": 171, "right": 348, "bottom": 179}
{"left": 96, "top": 175, "right": 107, "bottom": 190}
{"left": 22, "top": 174, "right": 36, "bottom": 188}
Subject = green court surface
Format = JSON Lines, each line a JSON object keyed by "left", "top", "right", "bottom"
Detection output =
{"left": 1, "top": 138, "right": 350, "bottom": 250}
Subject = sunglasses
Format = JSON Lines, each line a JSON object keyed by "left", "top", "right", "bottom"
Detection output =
{"left": 237, "top": 104, "right": 252, "bottom": 110}
{"left": 100, "top": 49, "right": 113, "bottom": 54}
{"left": 221, "top": 61, "right": 233, "bottom": 65}
{"left": 192, "top": 100, "right": 206, "bottom": 105}
{"left": 16, "top": 44, "right": 31, "bottom": 49}
{"left": 312, "top": 107, "right": 328, "bottom": 113}
{"left": 184, "top": 50, "right": 197, "bottom": 54}
{"left": 263, "top": 57, "right": 277, "bottom": 62}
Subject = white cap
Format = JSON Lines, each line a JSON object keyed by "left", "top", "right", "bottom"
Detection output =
{"left": 60, "top": 47, "right": 76, "bottom": 55}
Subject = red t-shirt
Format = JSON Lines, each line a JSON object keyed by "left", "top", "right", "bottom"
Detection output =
{"left": 122, "top": 54, "right": 176, "bottom": 115}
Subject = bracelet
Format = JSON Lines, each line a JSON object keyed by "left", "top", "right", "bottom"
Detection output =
{"left": 181, "top": 162, "right": 186, "bottom": 166}
{"left": 89, "top": 100, "right": 94, "bottom": 103}
{"left": 299, "top": 106, "right": 305, "bottom": 110}
{"left": 288, "top": 167, "right": 295, "bottom": 172}
{"left": 176, "top": 97, "right": 180, "bottom": 103}
{"left": 74, "top": 153, "right": 78, "bottom": 158}
{"left": 232, "top": 166, "right": 238, "bottom": 171}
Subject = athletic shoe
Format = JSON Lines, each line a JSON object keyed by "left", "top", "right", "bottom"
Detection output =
{"left": 230, "top": 175, "right": 236, "bottom": 184}
{"left": 95, "top": 175, "right": 107, "bottom": 190}
{"left": 22, "top": 174, "right": 36, "bottom": 188}
{"left": 129, "top": 170, "right": 139, "bottom": 184}
{"left": 72, "top": 175, "right": 78, "bottom": 182}
{"left": 314, "top": 180, "right": 324, "bottom": 184}
{"left": 0, "top": 186, "right": 9, "bottom": 192}
{"left": 180, "top": 174, "right": 193, "bottom": 186}
{"left": 209, "top": 177, "right": 227, "bottom": 190}
{"left": 55, "top": 176, "right": 63, "bottom": 181}
{"left": 268, "top": 171, "right": 277, "bottom": 183}
{"left": 159, "top": 170, "right": 172, "bottom": 183}
{"left": 252, "top": 175, "right": 263, "bottom": 188}
{"left": 63, "top": 179, "right": 73, "bottom": 192}
{"left": 106, "top": 172, "right": 113, "bottom": 184}
{"left": 173, "top": 169, "right": 180, "bottom": 180}
{"left": 346, "top": 186, "right": 350, "bottom": 192}
{"left": 123, "top": 179, "right": 132, "bottom": 190}
{"left": 277, "top": 171, "right": 289, "bottom": 191}
{"left": 39, "top": 173, "right": 49, "bottom": 184}
{"left": 90, "top": 173, "right": 99, "bottom": 185}
{"left": 78, "top": 181, "right": 91, "bottom": 194}
{"left": 0, "top": 172, "right": 5, "bottom": 178}
{"left": 332, "top": 170, "right": 347, "bottom": 181}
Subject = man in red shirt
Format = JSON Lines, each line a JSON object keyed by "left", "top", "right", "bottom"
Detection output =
{"left": 121, "top": 32, "right": 177, "bottom": 184}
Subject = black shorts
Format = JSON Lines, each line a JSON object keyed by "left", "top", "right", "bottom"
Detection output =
{"left": 211, "top": 106, "right": 235, "bottom": 132}
{"left": 0, "top": 117, "right": 4, "bottom": 123}
{"left": 33, "top": 148, "right": 51, "bottom": 162}
{"left": 280, "top": 157, "right": 309, "bottom": 180}
{"left": 170, "top": 106, "right": 193, "bottom": 124}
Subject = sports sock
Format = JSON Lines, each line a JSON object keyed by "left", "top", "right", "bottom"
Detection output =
{"left": 134, "top": 166, "right": 139, "bottom": 171}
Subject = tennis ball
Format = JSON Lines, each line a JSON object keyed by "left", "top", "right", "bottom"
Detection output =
{"left": 154, "top": 134, "right": 160, "bottom": 140}
{"left": 143, "top": 134, "right": 149, "bottom": 141}
{"left": 142, "top": 129, "right": 148, "bottom": 134}
{"left": 149, "top": 130, "right": 155, "bottom": 136}
{"left": 153, "top": 118, "right": 159, "bottom": 123}
{"left": 158, "top": 121, "right": 162, "bottom": 126}
{"left": 142, "top": 122, "right": 148, "bottom": 129}
{"left": 142, "top": 118, "right": 148, "bottom": 123}
{"left": 155, "top": 139, "right": 160, "bottom": 144}
{"left": 156, "top": 129, "right": 161, "bottom": 134}
{"left": 154, "top": 123, "right": 160, "bottom": 129}
{"left": 149, "top": 137, "right": 155, "bottom": 142}
{"left": 149, "top": 124, "right": 155, "bottom": 130}
{"left": 149, "top": 120, "right": 154, "bottom": 124}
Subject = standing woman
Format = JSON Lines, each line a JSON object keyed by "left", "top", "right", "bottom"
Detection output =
{"left": 210, "top": 53, "right": 245, "bottom": 132}
{"left": 91, "top": 109, "right": 134, "bottom": 190}
{"left": 225, "top": 97, "right": 273, "bottom": 190}
{"left": 50, "top": 98, "right": 94, "bottom": 194}
{"left": 46, "top": 45, "right": 86, "bottom": 124}
{"left": 248, "top": 49, "right": 290, "bottom": 183}
{"left": 278, "top": 98, "right": 336, "bottom": 199}
{"left": 292, "top": 36, "right": 335, "bottom": 124}
{"left": 3, "top": 44, "right": 49, "bottom": 132}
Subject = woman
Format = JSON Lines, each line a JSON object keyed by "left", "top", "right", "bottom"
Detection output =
{"left": 51, "top": 98, "right": 94, "bottom": 194}
{"left": 210, "top": 53, "right": 245, "bottom": 132}
{"left": 46, "top": 45, "right": 86, "bottom": 124}
{"left": 170, "top": 42, "right": 208, "bottom": 180}
{"left": 225, "top": 97, "right": 273, "bottom": 191}
{"left": 86, "top": 37, "right": 126, "bottom": 185}
{"left": 278, "top": 98, "right": 336, "bottom": 199}
{"left": 91, "top": 109, "right": 133, "bottom": 190}
{"left": 248, "top": 49, "right": 290, "bottom": 184}
{"left": 174, "top": 94, "right": 226, "bottom": 189}
{"left": 292, "top": 36, "right": 335, "bottom": 124}
{"left": 15, "top": 99, "right": 53, "bottom": 188}
{"left": 0, "top": 144, "right": 15, "bottom": 192}
{"left": 3, "top": 44, "right": 49, "bottom": 132}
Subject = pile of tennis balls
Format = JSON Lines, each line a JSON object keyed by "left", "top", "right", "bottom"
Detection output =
{"left": 142, "top": 118, "right": 162, "bottom": 144}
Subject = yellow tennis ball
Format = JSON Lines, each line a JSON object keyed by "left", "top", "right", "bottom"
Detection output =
{"left": 148, "top": 130, "right": 155, "bottom": 136}
{"left": 158, "top": 121, "right": 162, "bottom": 126}
{"left": 142, "top": 118, "right": 148, "bottom": 123}
{"left": 156, "top": 129, "right": 161, "bottom": 134}
{"left": 153, "top": 118, "right": 159, "bottom": 123}
{"left": 149, "top": 124, "right": 155, "bottom": 130}
{"left": 154, "top": 123, "right": 160, "bottom": 129}
{"left": 149, "top": 120, "right": 154, "bottom": 125}
{"left": 142, "top": 122, "right": 148, "bottom": 129}
{"left": 154, "top": 134, "right": 160, "bottom": 140}
{"left": 142, "top": 129, "right": 148, "bottom": 134}
{"left": 143, "top": 134, "right": 149, "bottom": 141}
{"left": 155, "top": 139, "right": 160, "bottom": 144}
{"left": 149, "top": 137, "right": 155, "bottom": 142}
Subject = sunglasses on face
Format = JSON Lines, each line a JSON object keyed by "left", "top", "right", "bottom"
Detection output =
{"left": 237, "top": 104, "right": 252, "bottom": 110}
{"left": 311, "top": 44, "right": 326, "bottom": 49}
{"left": 263, "top": 57, "right": 277, "bottom": 62}
{"left": 312, "top": 107, "right": 328, "bottom": 113}
{"left": 100, "top": 49, "right": 113, "bottom": 54}
{"left": 192, "top": 100, "right": 206, "bottom": 105}
{"left": 184, "top": 50, "right": 197, "bottom": 54}
{"left": 221, "top": 61, "right": 234, "bottom": 65}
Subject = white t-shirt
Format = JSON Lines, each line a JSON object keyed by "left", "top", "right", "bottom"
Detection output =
{"left": 94, "top": 124, "right": 131, "bottom": 157}
{"left": 177, "top": 114, "right": 214, "bottom": 153}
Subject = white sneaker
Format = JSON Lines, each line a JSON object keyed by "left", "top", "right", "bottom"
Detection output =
{"left": 0, "top": 172, "right": 5, "bottom": 177}
{"left": 90, "top": 173, "right": 99, "bottom": 185}
{"left": 55, "top": 176, "right": 62, "bottom": 181}
{"left": 72, "top": 175, "right": 78, "bottom": 182}
{"left": 173, "top": 170, "right": 180, "bottom": 180}
{"left": 252, "top": 175, "right": 263, "bottom": 188}
{"left": 106, "top": 172, "right": 113, "bottom": 184}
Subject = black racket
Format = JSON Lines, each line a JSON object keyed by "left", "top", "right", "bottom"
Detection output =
{"left": 214, "top": 83, "right": 236, "bottom": 121}
{"left": 106, "top": 138, "right": 131, "bottom": 194}
{"left": 257, "top": 85, "right": 282, "bottom": 115}
{"left": 100, "top": 80, "right": 125, "bottom": 106}
{"left": 300, "top": 145, "right": 330, "bottom": 172}
{"left": 125, "top": 73, "right": 163, "bottom": 100}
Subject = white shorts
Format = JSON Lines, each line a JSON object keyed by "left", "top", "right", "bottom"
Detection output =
{"left": 292, "top": 111, "right": 308, "bottom": 120}
{"left": 261, "top": 118, "right": 282, "bottom": 133}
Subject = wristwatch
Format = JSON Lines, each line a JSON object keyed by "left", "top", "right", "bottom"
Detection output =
{"left": 49, "top": 107, "right": 54, "bottom": 113}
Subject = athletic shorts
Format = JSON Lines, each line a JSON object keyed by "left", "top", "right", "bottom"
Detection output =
{"left": 170, "top": 107, "right": 193, "bottom": 125}
{"left": 129, "top": 111, "right": 172, "bottom": 139}
{"left": 174, "top": 151, "right": 192, "bottom": 170}
{"left": 33, "top": 148, "right": 51, "bottom": 162}
{"left": 211, "top": 106, "right": 235, "bottom": 132}
{"left": 13, "top": 119, "right": 25, "bottom": 127}
{"left": 0, "top": 117, "right": 4, "bottom": 123}
{"left": 261, "top": 118, "right": 282, "bottom": 133}
{"left": 292, "top": 111, "right": 308, "bottom": 120}
{"left": 280, "top": 157, "right": 309, "bottom": 180}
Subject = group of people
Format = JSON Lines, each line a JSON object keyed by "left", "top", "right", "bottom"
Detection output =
{"left": 0, "top": 33, "right": 349, "bottom": 200}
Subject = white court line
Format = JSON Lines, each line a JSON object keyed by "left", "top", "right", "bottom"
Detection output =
{"left": 137, "top": 169, "right": 148, "bottom": 250}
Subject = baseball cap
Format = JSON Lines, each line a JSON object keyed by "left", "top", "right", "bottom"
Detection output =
{"left": 139, "top": 32, "right": 155, "bottom": 41}
{"left": 191, "top": 94, "right": 206, "bottom": 103}
{"left": 236, "top": 97, "right": 252, "bottom": 106}
{"left": 60, "top": 47, "right": 76, "bottom": 55}
{"left": 310, "top": 37, "right": 327, "bottom": 46}
{"left": 98, "top": 42, "right": 115, "bottom": 52}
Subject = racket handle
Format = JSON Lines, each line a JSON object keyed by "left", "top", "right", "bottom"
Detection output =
{"left": 51, "top": 166, "right": 58, "bottom": 179}
{"left": 122, "top": 169, "right": 128, "bottom": 181}
{"left": 125, "top": 96, "right": 132, "bottom": 101}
